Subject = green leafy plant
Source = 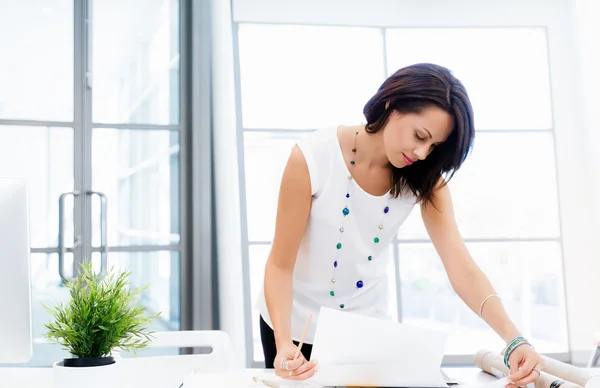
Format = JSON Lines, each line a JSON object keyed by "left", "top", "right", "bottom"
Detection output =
{"left": 43, "top": 260, "right": 161, "bottom": 359}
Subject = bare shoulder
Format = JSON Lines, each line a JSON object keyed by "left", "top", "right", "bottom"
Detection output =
{"left": 421, "top": 177, "right": 456, "bottom": 227}
{"left": 281, "top": 145, "right": 311, "bottom": 194}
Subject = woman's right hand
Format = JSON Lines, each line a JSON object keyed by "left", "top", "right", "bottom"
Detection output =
{"left": 274, "top": 342, "right": 318, "bottom": 380}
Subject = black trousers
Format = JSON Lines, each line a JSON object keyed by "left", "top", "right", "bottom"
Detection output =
{"left": 260, "top": 315, "right": 313, "bottom": 368}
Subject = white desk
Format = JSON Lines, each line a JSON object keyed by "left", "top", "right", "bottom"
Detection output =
{"left": 0, "top": 365, "right": 499, "bottom": 388}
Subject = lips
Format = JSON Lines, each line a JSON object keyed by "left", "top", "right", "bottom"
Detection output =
{"left": 402, "top": 153, "right": 414, "bottom": 166}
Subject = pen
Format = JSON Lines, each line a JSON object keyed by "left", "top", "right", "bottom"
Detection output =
{"left": 294, "top": 314, "right": 312, "bottom": 361}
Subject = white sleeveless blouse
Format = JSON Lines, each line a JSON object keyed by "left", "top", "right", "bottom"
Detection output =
{"left": 255, "top": 126, "right": 417, "bottom": 344}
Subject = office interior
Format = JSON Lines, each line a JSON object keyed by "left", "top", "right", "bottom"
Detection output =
{"left": 1, "top": 0, "right": 599, "bottom": 371}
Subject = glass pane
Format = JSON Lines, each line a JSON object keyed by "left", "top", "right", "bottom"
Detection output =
{"left": 0, "top": 126, "right": 74, "bottom": 248}
{"left": 10, "top": 251, "right": 179, "bottom": 367}
{"left": 93, "top": 0, "right": 180, "bottom": 125}
{"left": 249, "top": 244, "right": 269, "bottom": 363}
{"left": 244, "top": 131, "right": 311, "bottom": 242}
{"left": 397, "top": 242, "right": 568, "bottom": 355}
{"left": 8, "top": 253, "right": 74, "bottom": 367}
{"left": 100, "top": 251, "right": 180, "bottom": 333}
{"left": 249, "top": 243, "right": 399, "bottom": 363}
{"left": 0, "top": 0, "right": 73, "bottom": 121}
{"left": 386, "top": 28, "right": 552, "bottom": 130}
{"left": 92, "top": 128, "right": 180, "bottom": 246}
{"left": 238, "top": 24, "right": 385, "bottom": 129}
{"left": 398, "top": 132, "right": 560, "bottom": 240}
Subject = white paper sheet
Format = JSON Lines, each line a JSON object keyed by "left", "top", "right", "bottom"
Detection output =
{"left": 477, "top": 377, "right": 509, "bottom": 388}
{"left": 181, "top": 368, "right": 510, "bottom": 388}
{"left": 308, "top": 307, "right": 449, "bottom": 387}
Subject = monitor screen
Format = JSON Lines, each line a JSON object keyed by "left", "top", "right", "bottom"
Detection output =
{"left": 0, "top": 178, "right": 33, "bottom": 363}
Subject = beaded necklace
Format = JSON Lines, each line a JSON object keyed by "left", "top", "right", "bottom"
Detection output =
{"left": 329, "top": 128, "right": 392, "bottom": 309}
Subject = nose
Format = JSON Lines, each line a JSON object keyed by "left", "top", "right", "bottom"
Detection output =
{"left": 413, "top": 145, "right": 429, "bottom": 161}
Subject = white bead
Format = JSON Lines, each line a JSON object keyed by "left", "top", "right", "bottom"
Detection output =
{"left": 339, "top": 227, "right": 344, "bottom": 233}
{"left": 331, "top": 278, "right": 336, "bottom": 283}
{"left": 378, "top": 225, "right": 383, "bottom": 230}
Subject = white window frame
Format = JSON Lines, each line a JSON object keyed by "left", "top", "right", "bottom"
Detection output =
{"left": 231, "top": 0, "right": 594, "bottom": 367}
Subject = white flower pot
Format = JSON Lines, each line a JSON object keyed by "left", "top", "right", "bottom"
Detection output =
{"left": 53, "top": 357, "right": 121, "bottom": 388}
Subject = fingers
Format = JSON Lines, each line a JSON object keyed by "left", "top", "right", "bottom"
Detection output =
{"left": 511, "top": 362, "right": 542, "bottom": 388}
{"left": 286, "top": 356, "right": 305, "bottom": 371}
{"left": 286, "top": 360, "right": 319, "bottom": 380}
{"left": 508, "top": 357, "right": 535, "bottom": 383}
{"left": 508, "top": 360, "right": 540, "bottom": 387}
{"left": 290, "top": 360, "right": 318, "bottom": 377}
{"left": 510, "top": 367, "right": 541, "bottom": 387}
{"left": 508, "top": 352, "right": 520, "bottom": 376}
{"left": 274, "top": 355, "right": 307, "bottom": 378}
{"left": 274, "top": 356, "right": 318, "bottom": 381}
{"left": 274, "top": 357, "right": 290, "bottom": 377}
{"left": 275, "top": 363, "right": 289, "bottom": 378}
{"left": 507, "top": 359, "right": 520, "bottom": 387}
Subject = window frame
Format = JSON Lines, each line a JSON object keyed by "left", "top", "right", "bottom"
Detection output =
{"left": 231, "top": 0, "right": 581, "bottom": 367}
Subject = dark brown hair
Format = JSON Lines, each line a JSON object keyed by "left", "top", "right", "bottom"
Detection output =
{"left": 363, "top": 63, "right": 475, "bottom": 207}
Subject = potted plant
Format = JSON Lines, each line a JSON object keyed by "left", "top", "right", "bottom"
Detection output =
{"left": 43, "top": 260, "right": 161, "bottom": 388}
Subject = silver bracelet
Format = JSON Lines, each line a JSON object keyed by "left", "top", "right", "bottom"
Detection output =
{"left": 478, "top": 293, "right": 500, "bottom": 318}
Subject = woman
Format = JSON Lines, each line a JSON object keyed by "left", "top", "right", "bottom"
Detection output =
{"left": 254, "top": 63, "right": 543, "bottom": 386}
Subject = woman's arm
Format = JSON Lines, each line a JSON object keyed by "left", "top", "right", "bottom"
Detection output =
{"left": 264, "top": 145, "right": 313, "bottom": 348}
{"left": 421, "top": 179, "right": 543, "bottom": 387}
{"left": 420, "top": 180, "right": 521, "bottom": 344}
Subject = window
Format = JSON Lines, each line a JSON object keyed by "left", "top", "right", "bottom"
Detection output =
{"left": 387, "top": 27, "right": 566, "bottom": 354}
{"left": 237, "top": 24, "right": 385, "bottom": 130}
{"left": 236, "top": 23, "right": 568, "bottom": 365}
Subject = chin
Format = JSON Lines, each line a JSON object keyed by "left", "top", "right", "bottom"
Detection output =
{"left": 389, "top": 159, "right": 407, "bottom": 169}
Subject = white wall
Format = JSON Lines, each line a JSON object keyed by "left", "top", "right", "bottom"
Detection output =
{"left": 211, "top": 0, "right": 247, "bottom": 368}
{"left": 572, "top": 1, "right": 600, "bottom": 221}
{"left": 222, "top": 0, "right": 600, "bottom": 365}
{"left": 571, "top": 0, "right": 600, "bottom": 364}
{"left": 233, "top": 0, "right": 565, "bottom": 26}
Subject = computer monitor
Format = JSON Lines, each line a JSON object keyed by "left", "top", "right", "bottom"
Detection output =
{"left": 0, "top": 178, "right": 33, "bottom": 363}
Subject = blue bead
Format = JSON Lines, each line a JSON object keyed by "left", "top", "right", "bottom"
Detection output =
{"left": 384, "top": 206, "right": 389, "bottom": 214}
{"left": 356, "top": 280, "right": 364, "bottom": 288}
{"left": 334, "top": 261, "right": 338, "bottom": 268}
{"left": 346, "top": 193, "right": 350, "bottom": 198}
{"left": 342, "top": 207, "right": 349, "bottom": 216}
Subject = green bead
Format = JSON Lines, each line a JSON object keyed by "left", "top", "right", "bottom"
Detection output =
{"left": 336, "top": 243, "right": 342, "bottom": 249}
{"left": 368, "top": 256, "right": 373, "bottom": 261}
{"left": 350, "top": 160, "right": 355, "bottom": 165}
{"left": 374, "top": 237, "right": 380, "bottom": 243}
{"left": 340, "top": 304, "right": 345, "bottom": 309}
{"left": 355, "top": 131, "right": 358, "bottom": 135}
{"left": 330, "top": 290, "right": 335, "bottom": 296}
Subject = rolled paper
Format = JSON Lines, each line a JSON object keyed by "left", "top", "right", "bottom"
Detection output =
{"left": 540, "top": 355, "right": 600, "bottom": 388}
{"left": 474, "top": 349, "right": 510, "bottom": 379}
{"left": 496, "top": 347, "right": 600, "bottom": 388}
{"left": 474, "top": 349, "right": 589, "bottom": 388}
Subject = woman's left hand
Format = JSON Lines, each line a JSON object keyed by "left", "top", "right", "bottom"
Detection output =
{"left": 506, "top": 344, "right": 543, "bottom": 388}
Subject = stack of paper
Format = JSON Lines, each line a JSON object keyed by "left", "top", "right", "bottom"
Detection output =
{"left": 308, "top": 307, "right": 450, "bottom": 387}
{"left": 183, "top": 306, "right": 499, "bottom": 387}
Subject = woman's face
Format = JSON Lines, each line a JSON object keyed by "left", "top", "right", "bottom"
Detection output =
{"left": 382, "top": 106, "right": 454, "bottom": 168}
